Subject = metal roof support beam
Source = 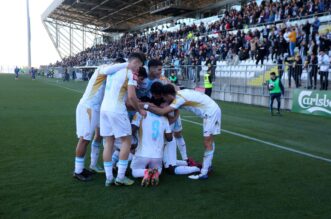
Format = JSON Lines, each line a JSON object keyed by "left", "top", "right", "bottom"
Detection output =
{"left": 100, "top": 0, "right": 145, "bottom": 21}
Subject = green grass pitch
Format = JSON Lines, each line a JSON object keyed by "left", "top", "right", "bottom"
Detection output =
{"left": 0, "top": 74, "right": 331, "bottom": 218}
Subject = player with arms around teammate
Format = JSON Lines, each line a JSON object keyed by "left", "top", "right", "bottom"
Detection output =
{"left": 73, "top": 58, "right": 128, "bottom": 181}
{"left": 130, "top": 106, "right": 173, "bottom": 186}
{"left": 144, "top": 84, "right": 221, "bottom": 180}
{"left": 100, "top": 53, "right": 146, "bottom": 187}
{"left": 147, "top": 61, "right": 190, "bottom": 163}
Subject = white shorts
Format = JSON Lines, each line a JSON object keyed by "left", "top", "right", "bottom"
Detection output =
{"left": 100, "top": 111, "right": 132, "bottom": 138}
{"left": 76, "top": 104, "right": 99, "bottom": 141}
{"left": 130, "top": 156, "right": 162, "bottom": 170}
{"left": 203, "top": 108, "right": 221, "bottom": 137}
{"left": 170, "top": 116, "right": 183, "bottom": 132}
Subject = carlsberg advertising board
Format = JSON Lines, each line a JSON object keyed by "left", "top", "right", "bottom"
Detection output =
{"left": 292, "top": 90, "right": 331, "bottom": 117}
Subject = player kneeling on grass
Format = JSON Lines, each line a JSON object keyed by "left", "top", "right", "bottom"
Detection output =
{"left": 144, "top": 84, "right": 221, "bottom": 180}
{"left": 73, "top": 58, "right": 127, "bottom": 181}
{"left": 130, "top": 102, "right": 173, "bottom": 187}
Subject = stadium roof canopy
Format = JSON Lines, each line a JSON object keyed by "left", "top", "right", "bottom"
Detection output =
{"left": 42, "top": 0, "right": 234, "bottom": 31}
{"left": 42, "top": 0, "right": 237, "bottom": 59}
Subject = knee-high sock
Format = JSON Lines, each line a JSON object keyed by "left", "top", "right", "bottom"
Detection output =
{"left": 176, "top": 137, "right": 188, "bottom": 160}
{"left": 201, "top": 143, "right": 215, "bottom": 175}
{"left": 74, "top": 157, "right": 85, "bottom": 174}
{"left": 90, "top": 140, "right": 101, "bottom": 167}
{"left": 104, "top": 161, "right": 113, "bottom": 181}
{"left": 117, "top": 160, "right": 128, "bottom": 180}
{"left": 175, "top": 166, "right": 200, "bottom": 175}
{"left": 112, "top": 150, "right": 119, "bottom": 167}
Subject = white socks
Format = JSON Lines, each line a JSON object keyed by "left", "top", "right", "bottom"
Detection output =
{"left": 175, "top": 166, "right": 200, "bottom": 175}
{"left": 74, "top": 157, "right": 84, "bottom": 174}
{"left": 90, "top": 140, "right": 101, "bottom": 167}
{"left": 201, "top": 143, "right": 215, "bottom": 175}
{"left": 117, "top": 160, "right": 128, "bottom": 180}
{"left": 104, "top": 161, "right": 113, "bottom": 181}
{"left": 176, "top": 137, "right": 188, "bottom": 160}
{"left": 112, "top": 150, "right": 119, "bottom": 167}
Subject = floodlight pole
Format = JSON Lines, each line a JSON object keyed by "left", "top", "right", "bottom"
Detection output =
{"left": 26, "top": 0, "right": 31, "bottom": 68}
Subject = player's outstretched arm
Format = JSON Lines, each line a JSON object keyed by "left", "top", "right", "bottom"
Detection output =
{"left": 148, "top": 104, "right": 174, "bottom": 116}
{"left": 101, "top": 63, "right": 128, "bottom": 75}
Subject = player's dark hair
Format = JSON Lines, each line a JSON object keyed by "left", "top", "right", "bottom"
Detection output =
{"left": 270, "top": 72, "right": 276, "bottom": 76}
{"left": 114, "top": 57, "right": 126, "bottom": 63}
{"left": 128, "top": 52, "right": 146, "bottom": 63}
{"left": 150, "top": 96, "right": 164, "bottom": 107}
{"left": 150, "top": 81, "right": 163, "bottom": 96}
{"left": 138, "top": 67, "right": 148, "bottom": 79}
{"left": 162, "top": 84, "right": 176, "bottom": 96}
{"left": 148, "top": 59, "right": 163, "bottom": 69}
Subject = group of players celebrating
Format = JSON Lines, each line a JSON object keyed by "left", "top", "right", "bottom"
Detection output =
{"left": 73, "top": 53, "right": 222, "bottom": 187}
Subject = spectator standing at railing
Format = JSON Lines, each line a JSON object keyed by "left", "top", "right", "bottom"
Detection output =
{"left": 318, "top": 50, "right": 330, "bottom": 90}
{"left": 277, "top": 57, "right": 284, "bottom": 79}
{"left": 312, "top": 16, "right": 320, "bottom": 39}
{"left": 294, "top": 54, "right": 303, "bottom": 87}
{"left": 256, "top": 40, "right": 266, "bottom": 66}
{"left": 302, "top": 20, "right": 311, "bottom": 43}
{"left": 168, "top": 71, "right": 178, "bottom": 85}
{"left": 289, "top": 27, "right": 297, "bottom": 56}
{"left": 250, "top": 37, "right": 257, "bottom": 60}
{"left": 305, "top": 52, "right": 318, "bottom": 89}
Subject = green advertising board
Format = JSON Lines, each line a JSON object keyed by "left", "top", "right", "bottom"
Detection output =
{"left": 292, "top": 90, "right": 331, "bottom": 117}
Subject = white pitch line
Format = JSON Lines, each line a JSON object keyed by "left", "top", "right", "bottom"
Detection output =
{"left": 42, "top": 79, "right": 331, "bottom": 164}
{"left": 42, "top": 80, "right": 83, "bottom": 94}
{"left": 181, "top": 118, "right": 331, "bottom": 164}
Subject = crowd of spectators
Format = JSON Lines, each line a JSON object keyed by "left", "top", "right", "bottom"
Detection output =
{"left": 49, "top": 0, "right": 331, "bottom": 89}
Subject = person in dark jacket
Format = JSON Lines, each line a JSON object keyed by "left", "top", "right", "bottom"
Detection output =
{"left": 294, "top": 55, "right": 303, "bottom": 87}
{"left": 305, "top": 53, "right": 318, "bottom": 89}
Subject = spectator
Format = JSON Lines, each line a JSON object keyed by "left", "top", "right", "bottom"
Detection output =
{"left": 294, "top": 54, "right": 303, "bottom": 87}
{"left": 302, "top": 20, "right": 311, "bottom": 43}
{"left": 288, "top": 27, "right": 297, "bottom": 56}
{"left": 256, "top": 40, "right": 266, "bottom": 66}
{"left": 305, "top": 53, "right": 318, "bottom": 89}
{"left": 318, "top": 50, "right": 330, "bottom": 90}
{"left": 312, "top": 16, "right": 320, "bottom": 38}
{"left": 168, "top": 71, "right": 178, "bottom": 85}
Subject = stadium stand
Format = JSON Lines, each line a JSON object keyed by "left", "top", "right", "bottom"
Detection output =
{"left": 41, "top": 0, "right": 331, "bottom": 108}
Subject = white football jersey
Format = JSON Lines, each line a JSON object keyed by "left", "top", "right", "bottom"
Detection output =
{"left": 132, "top": 112, "right": 171, "bottom": 159}
{"left": 170, "top": 89, "right": 220, "bottom": 117}
{"left": 100, "top": 67, "right": 137, "bottom": 113}
{"left": 79, "top": 63, "right": 127, "bottom": 110}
